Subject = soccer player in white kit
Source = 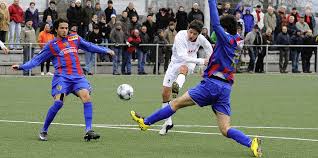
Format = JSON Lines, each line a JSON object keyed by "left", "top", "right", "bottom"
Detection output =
{"left": 160, "top": 20, "right": 213, "bottom": 135}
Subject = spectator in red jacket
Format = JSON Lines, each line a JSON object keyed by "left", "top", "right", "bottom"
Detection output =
{"left": 122, "top": 29, "right": 141, "bottom": 75}
{"left": 8, "top": 0, "right": 24, "bottom": 50}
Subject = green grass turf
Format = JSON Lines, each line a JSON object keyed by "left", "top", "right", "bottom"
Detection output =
{"left": 0, "top": 74, "right": 318, "bottom": 158}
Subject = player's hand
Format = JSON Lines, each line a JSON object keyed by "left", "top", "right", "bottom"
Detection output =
{"left": 204, "top": 59, "right": 209, "bottom": 66}
{"left": 1, "top": 47, "right": 9, "bottom": 54}
{"left": 11, "top": 65, "right": 20, "bottom": 71}
{"left": 107, "top": 50, "right": 115, "bottom": 56}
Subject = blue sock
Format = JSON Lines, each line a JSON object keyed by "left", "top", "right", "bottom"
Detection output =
{"left": 83, "top": 102, "right": 93, "bottom": 132}
{"left": 144, "top": 104, "right": 175, "bottom": 125}
{"left": 227, "top": 128, "right": 252, "bottom": 147}
{"left": 42, "top": 101, "right": 63, "bottom": 132}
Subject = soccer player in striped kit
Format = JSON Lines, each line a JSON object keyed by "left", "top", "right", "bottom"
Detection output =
{"left": 12, "top": 18, "right": 114, "bottom": 141}
{"left": 130, "top": 0, "right": 262, "bottom": 156}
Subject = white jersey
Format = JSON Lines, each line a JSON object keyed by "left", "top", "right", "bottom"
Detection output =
{"left": 171, "top": 30, "right": 213, "bottom": 65}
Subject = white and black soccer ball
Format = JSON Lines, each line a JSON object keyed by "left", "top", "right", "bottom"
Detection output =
{"left": 117, "top": 84, "right": 134, "bottom": 100}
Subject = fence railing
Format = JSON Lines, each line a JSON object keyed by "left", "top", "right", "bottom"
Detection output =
{"left": 2, "top": 43, "right": 318, "bottom": 76}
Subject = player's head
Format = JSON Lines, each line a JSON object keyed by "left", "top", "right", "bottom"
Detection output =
{"left": 187, "top": 20, "right": 203, "bottom": 42}
{"left": 220, "top": 15, "right": 237, "bottom": 35}
{"left": 54, "top": 18, "right": 69, "bottom": 38}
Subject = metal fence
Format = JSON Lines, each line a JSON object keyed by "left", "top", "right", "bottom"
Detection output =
{"left": 2, "top": 43, "right": 318, "bottom": 76}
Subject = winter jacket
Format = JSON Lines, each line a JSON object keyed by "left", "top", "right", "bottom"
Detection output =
{"left": 252, "top": 10, "right": 264, "bottom": 30}
{"left": 83, "top": 6, "right": 94, "bottom": 26}
{"left": 142, "top": 20, "right": 157, "bottom": 42}
{"left": 104, "top": 7, "right": 116, "bottom": 24}
{"left": 296, "top": 22, "right": 310, "bottom": 33}
{"left": 304, "top": 15, "right": 316, "bottom": 31}
{"left": 156, "top": 13, "right": 169, "bottom": 30}
{"left": 67, "top": 6, "right": 78, "bottom": 26}
{"left": 140, "top": 32, "right": 150, "bottom": 52}
{"left": 20, "top": 26, "right": 36, "bottom": 47}
{"left": 125, "top": 7, "right": 138, "bottom": 20}
{"left": 110, "top": 28, "right": 125, "bottom": 46}
{"left": 87, "top": 31, "right": 103, "bottom": 44}
{"left": 25, "top": 8, "right": 39, "bottom": 29}
{"left": 264, "top": 12, "right": 276, "bottom": 32}
{"left": 303, "top": 35, "right": 316, "bottom": 54}
{"left": 164, "top": 28, "right": 177, "bottom": 44}
{"left": 188, "top": 8, "right": 204, "bottom": 23}
{"left": 290, "top": 34, "right": 303, "bottom": 52}
{"left": 276, "top": 32, "right": 291, "bottom": 50}
{"left": 176, "top": 10, "right": 188, "bottom": 31}
{"left": 8, "top": 4, "right": 23, "bottom": 23}
{"left": 38, "top": 30, "right": 54, "bottom": 48}
{"left": 243, "top": 9, "right": 254, "bottom": 33}
{"left": 43, "top": 7, "right": 58, "bottom": 23}
{"left": 287, "top": 22, "right": 298, "bottom": 36}
{"left": 127, "top": 35, "right": 141, "bottom": 53}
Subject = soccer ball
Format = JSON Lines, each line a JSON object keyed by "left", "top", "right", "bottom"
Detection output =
{"left": 117, "top": 84, "right": 134, "bottom": 100}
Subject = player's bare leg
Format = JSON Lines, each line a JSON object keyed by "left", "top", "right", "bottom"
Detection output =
{"left": 39, "top": 94, "right": 65, "bottom": 141}
{"left": 215, "top": 112, "right": 262, "bottom": 157}
{"left": 77, "top": 89, "right": 100, "bottom": 141}
{"left": 172, "top": 65, "right": 188, "bottom": 98}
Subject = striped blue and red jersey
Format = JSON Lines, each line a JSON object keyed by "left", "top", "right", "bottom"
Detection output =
{"left": 19, "top": 34, "right": 111, "bottom": 76}
{"left": 204, "top": 0, "right": 243, "bottom": 84}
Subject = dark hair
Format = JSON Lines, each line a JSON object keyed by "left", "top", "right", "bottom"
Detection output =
{"left": 157, "top": 29, "right": 164, "bottom": 34}
{"left": 30, "top": 2, "right": 35, "bottom": 5}
{"left": 220, "top": 15, "right": 237, "bottom": 35}
{"left": 108, "top": 0, "right": 113, "bottom": 4}
{"left": 49, "top": 1, "right": 56, "bottom": 5}
{"left": 53, "top": 18, "right": 69, "bottom": 31}
{"left": 188, "top": 20, "right": 204, "bottom": 33}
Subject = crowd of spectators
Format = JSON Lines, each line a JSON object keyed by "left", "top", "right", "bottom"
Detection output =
{"left": 0, "top": 0, "right": 317, "bottom": 75}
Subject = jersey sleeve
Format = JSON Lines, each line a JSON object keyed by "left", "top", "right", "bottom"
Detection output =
{"left": 19, "top": 44, "right": 53, "bottom": 71}
{"left": 199, "top": 35, "right": 213, "bottom": 58}
{"left": 78, "top": 36, "right": 111, "bottom": 54}
{"left": 208, "top": 0, "right": 229, "bottom": 43}
{"left": 0, "top": 40, "right": 5, "bottom": 49}
{"left": 174, "top": 33, "right": 205, "bottom": 64}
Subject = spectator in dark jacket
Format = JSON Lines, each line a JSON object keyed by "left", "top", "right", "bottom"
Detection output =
{"left": 290, "top": 30, "right": 303, "bottom": 73}
{"left": 138, "top": 26, "right": 150, "bottom": 75}
{"left": 110, "top": 22, "right": 125, "bottom": 75}
{"left": 217, "top": 3, "right": 223, "bottom": 16}
{"left": 287, "top": 16, "right": 298, "bottom": 36}
{"left": 127, "top": 15, "right": 141, "bottom": 37}
{"left": 67, "top": 1, "right": 77, "bottom": 29}
{"left": 302, "top": 30, "right": 315, "bottom": 73}
{"left": 119, "top": 11, "right": 129, "bottom": 39}
{"left": 25, "top": 2, "right": 39, "bottom": 30}
{"left": 256, "top": 28, "right": 273, "bottom": 73}
{"left": 142, "top": 14, "right": 157, "bottom": 42}
{"left": 223, "top": 2, "right": 234, "bottom": 15}
{"left": 43, "top": 1, "right": 58, "bottom": 23}
{"left": 73, "top": 0, "right": 85, "bottom": 37}
{"left": 175, "top": 6, "right": 188, "bottom": 32}
{"left": 125, "top": 2, "right": 138, "bottom": 20}
{"left": 83, "top": 0, "right": 94, "bottom": 37}
{"left": 287, "top": 7, "right": 300, "bottom": 24}
{"left": 94, "top": 2, "right": 105, "bottom": 20}
{"left": 104, "top": 0, "right": 116, "bottom": 24}
{"left": 188, "top": 3, "right": 204, "bottom": 23}
{"left": 276, "top": 26, "right": 291, "bottom": 73}
{"left": 156, "top": 8, "right": 170, "bottom": 30}
{"left": 304, "top": 9, "right": 316, "bottom": 31}
{"left": 83, "top": 24, "right": 103, "bottom": 75}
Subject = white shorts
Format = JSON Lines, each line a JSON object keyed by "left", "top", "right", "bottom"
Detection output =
{"left": 162, "top": 62, "right": 196, "bottom": 87}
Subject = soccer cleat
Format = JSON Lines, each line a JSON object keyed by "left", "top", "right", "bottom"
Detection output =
{"left": 84, "top": 130, "right": 100, "bottom": 141}
{"left": 250, "top": 137, "right": 262, "bottom": 157}
{"left": 159, "top": 123, "right": 174, "bottom": 135}
{"left": 130, "top": 111, "right": 150, "bottom": 131}
{"left": 171, "top": 82, "right": 180, "bottom": 98}
{"left": 39, "top": 131, "right": 48, "bottom": 141}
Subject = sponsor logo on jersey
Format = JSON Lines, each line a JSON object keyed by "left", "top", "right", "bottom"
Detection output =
{"left": 59, "top": 47, "right": 77, "bottom": 56}
{"left": 57, "top": 85, "right": 62, "bottom": 91}
{"left": 68, "top": 35, "right": 78, "bottom": 41}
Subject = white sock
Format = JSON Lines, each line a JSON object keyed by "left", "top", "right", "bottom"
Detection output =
{"left": 175, "top": 74, "right": 186, "bottom": 89}
{"left": 162, "top": 102, "right": 173, "bottom": 125}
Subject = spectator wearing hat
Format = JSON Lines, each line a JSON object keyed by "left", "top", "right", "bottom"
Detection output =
{"left": 188, "top": 3, "right": 204, "bottom": 24}
{"left": 20, "top": 19, "right": 36, "bottom": 76}
{"left": 142, "top": 14, "right": 157, "bottom": 42}
{"left": 125, "top": 2, "right": 138, "bottom": 20}
{"left": 175, "top": 6, "right": 188, "bottom": 32}
{"left": 264, "top": 6, "right": 276, "bottom": 34}
{"left": 217, "top": 3, "right": 223, "bottom": 16}
{"left": 276, "top": 26, "right": 291, "bottom": 73}
{"left": 104, "top": 0, "right": 116, "bottom": 24}
{"left": 25, "top": 2, "right": 39, "bottom": 31}
{"left": 287, "top": 7, "right": 300, "bottom": 24}
{"left": 107, "top": 14, "right": 117, "bottom": 31}
{"left": 0, "top": 2, "right": 10, "bottom": 42}
{"left": 296, "top": 15, "right": 310, "bottom": 33}
{"left": 110, "top": 22, "right": 125, "bottom": 75}
{"left": 252, "top": 5, "right": 264, "bottom": 31}
{"left": 8, "top": 0, "right": 24, "bottom": 49}
{"left": 72, "top": 0, "right": 86, "bottom": 37}
{"left": 245, "top": 24, "right": 263, "bottom": 73}
{"left": 43, "top": 1, "right": 58, "bottom": 23}
{"left": 243, "top": 7, "right": 254, "bottom": 35}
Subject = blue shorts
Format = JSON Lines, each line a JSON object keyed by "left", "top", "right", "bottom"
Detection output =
{"left": 51, "top": 75, "right": 92, "bottom": 97}
{"left": 188, "top": 78, "right": 232, "bottom": 116}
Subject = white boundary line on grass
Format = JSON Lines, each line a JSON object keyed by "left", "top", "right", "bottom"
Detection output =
{"left": 0, "top": 119, "right": 318, "bottom": 142}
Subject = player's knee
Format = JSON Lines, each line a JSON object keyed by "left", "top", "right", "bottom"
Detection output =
{"left": 179, "top": 65, "right": 188, "bottom": 75}
{"left": 80, "top": 93, "right": 91, "bottom": 103}
{"left": 219, "top": 126, "right": 230, "bottom": 137}
{"left": 54, "top": 94, "right": 65, "bottom": 102}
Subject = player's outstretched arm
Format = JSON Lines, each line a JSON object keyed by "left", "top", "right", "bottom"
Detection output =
{"left": 78, "top": 36, "right": 115, "bottom": 56}
{"left": 12, "top": 44, "right": 53, "bottom": 71}
{"left": 208, "top": 0, "right": 228, "bottom": 42}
